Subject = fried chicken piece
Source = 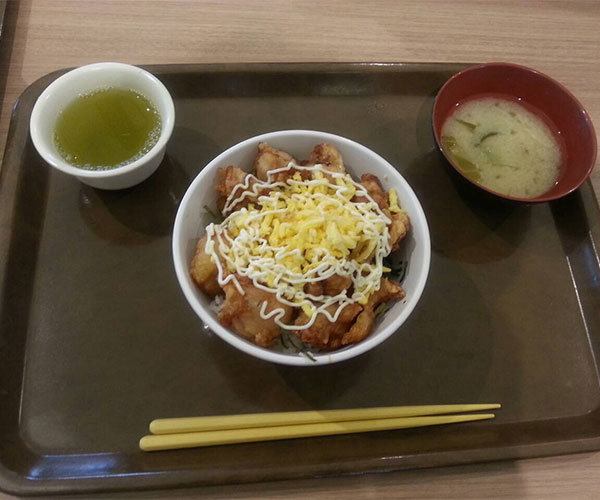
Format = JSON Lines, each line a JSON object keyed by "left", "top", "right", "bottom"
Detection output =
{"left": 216, "top": 165, "right": 256, "bottom": 213}
{"left": 294, "top": 302, "right": 363, "bottom": 351}
{"left": 354, "top": 173, "right": 410, "bottom": 251}
{"left": 386, "top": 209, "right": 410, "bottom": 251}
{"left": 372, "top": 277, "right": 406, "bottom": 304}
{"left": 342, "top": 308, "right": 375, "bottom": 346}
{"left": 309, "top": 143, "right": 345, "bottom": 174}
{"left": 190, "top": 235, "right": 221, "bottom": 298}
{"left": 355, "top": 173, "right": 389, "bottom": 210}
{"left": 303, "top": 274, "right": 352, "bottom": 299}
{"left": 219, "top": 276, "right": 294, "bottom": 348}
{"left": 297, "top": 278, "right": 404, "bottom": 350}
{"left": 323, "top": 274, "right": 352, "bottom": 296}
{"left": 303, "top": 282, "right": 323, "bottom": 297}
{"left": 254, "top": 142, "right": 300, "bottom": 182}
{"left": 342, "top": 278, "right": 405, "bottom": 345}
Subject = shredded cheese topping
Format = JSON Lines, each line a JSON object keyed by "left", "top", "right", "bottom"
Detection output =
{"left": 204, "top": 162, "right": 393, "bottom": 330}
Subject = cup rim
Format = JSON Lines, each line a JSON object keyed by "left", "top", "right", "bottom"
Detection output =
{"left": 29, "top": 62, "right": 175, "bottom": 179}
{"left": 172, "top": 129, "right": 431, "bottom": 366}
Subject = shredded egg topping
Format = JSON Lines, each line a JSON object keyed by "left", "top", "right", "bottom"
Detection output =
{"left": 204, "top": 162, "right": 396, "bottom": 330}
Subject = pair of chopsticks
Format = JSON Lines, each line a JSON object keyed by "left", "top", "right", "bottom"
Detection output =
{"left": 139, "top": 403, "right": 500, "bottom": 451}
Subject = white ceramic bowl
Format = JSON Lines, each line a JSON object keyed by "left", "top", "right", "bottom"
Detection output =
{"left": 29, "top": 62, "right": 175, "bottom": 190}
{"left": 173, "top": 130, "right": 431, "bottom": 366}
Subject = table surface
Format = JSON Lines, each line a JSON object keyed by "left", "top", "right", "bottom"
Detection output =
{"left": 1, "top": 1, "right": 599, "bottom": 498}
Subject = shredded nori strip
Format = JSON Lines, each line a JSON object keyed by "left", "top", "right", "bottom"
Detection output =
{"left": 374, "top": 303, "right": 389, "bottom": 318}
{"left": 383, "top": 255, "right": 408, "bottom": 283}
{"left": 301, "top": 348, "right": 317, "bottom": 362}
{"left": 280, "top": 330, "right": 317, "bottom": 361}
{"left": 280, "top": 330, "right": 290, "bottom": 349}
{"left": 203, "top": 205, "right": 224, "bottom": 224}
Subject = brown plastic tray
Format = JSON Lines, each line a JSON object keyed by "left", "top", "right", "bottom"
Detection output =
{"left": 1, "top": 63, "right": 600, "bottom": 496}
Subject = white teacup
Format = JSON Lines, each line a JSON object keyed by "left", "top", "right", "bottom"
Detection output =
{"left": 30, "top": 62, "right": 175, "bottom": 190}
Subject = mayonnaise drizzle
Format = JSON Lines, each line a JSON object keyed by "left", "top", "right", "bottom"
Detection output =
{"left": 204, "top": 162, "right": 393, "bottom": 331}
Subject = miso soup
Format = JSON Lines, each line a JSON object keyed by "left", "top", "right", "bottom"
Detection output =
{"left": 440, "top": 97, "right": 562, "bottom": 199}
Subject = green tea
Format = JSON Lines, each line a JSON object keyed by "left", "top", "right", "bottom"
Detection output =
{"left": 54, "top": 88, "right": 161, "bottom": 170}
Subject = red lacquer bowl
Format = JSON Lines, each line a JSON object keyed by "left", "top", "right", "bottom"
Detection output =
{"left": 432, "top": 63, "right": 597, "bottom": 202}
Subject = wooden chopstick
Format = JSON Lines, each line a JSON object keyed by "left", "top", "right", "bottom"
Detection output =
{"left": 140, "top": 413, "right": 495, "bottom": 451}
{"left": 149, "top": 404, "right": 501, "bottom": 434}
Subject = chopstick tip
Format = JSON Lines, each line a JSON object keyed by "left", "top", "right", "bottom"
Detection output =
{"left": 139, "top": 435, "right": 152, "bottom": 451}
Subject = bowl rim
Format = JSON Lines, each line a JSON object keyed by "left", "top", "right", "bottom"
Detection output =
{"left": 432, "top": 62, "right": 598, "bottom": 203}
{"left": 172, "top": 129, "right": 431, "bottom": 366}
{"left": 29, "top": 62, "right": 176, "bottom": 179}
